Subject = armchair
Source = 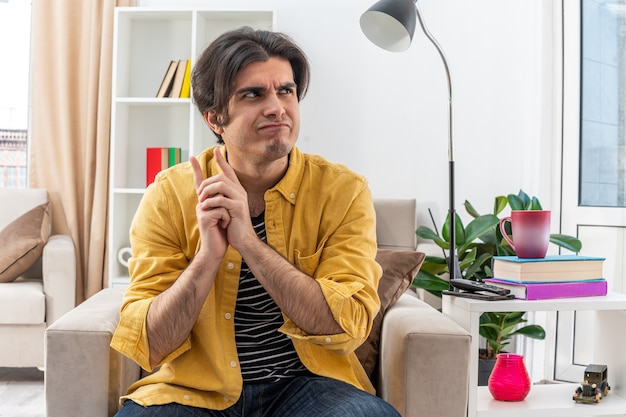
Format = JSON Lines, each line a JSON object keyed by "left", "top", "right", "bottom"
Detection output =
{"left": 0, "top": 188, "right": 76, "bottom": 368}
{"left": 45, "top": 199, "right": 470, "bottom": 417}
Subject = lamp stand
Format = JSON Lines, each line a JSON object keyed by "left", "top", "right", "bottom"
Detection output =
{"left": 360, "top": 0, "right": 460, "bottom": 285}
{"left": 414, "top": 1, "right": 459, "bottom": 284}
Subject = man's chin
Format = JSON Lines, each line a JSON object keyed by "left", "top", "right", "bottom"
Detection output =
{"left": 264, "top": 141, "right": 293, "bottom": 158}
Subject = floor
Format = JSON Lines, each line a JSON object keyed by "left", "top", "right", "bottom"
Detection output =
{"left": 0, "top": 368, "right": 45, "bottom": 417}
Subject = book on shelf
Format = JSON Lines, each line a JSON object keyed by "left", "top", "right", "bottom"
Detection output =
{"left": 169, "top": 60, "right": 188, "bottom": 98}
{"left": 484, "top": 278, "right": 608, "bottom": 300}
{"left": 146, "top": 147, "right": 181, "bottom": 187}
{"left": 179, "top": 58, "right": 192, "bottom": 98}
{"left": 491, "top": 255, "right": 605, "bottom": 282}
{"left": 155, "top": 60, "right": 177, "bottom": 98}
{"left": 168, "top": 147, "right": 181, "bottom": 167}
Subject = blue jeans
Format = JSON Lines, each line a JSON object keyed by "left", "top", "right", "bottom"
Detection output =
{"left": 114, "top": 375, "right": 400, "bottom": 417}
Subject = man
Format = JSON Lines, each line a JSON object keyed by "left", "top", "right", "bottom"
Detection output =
{"left": 111, "top": 27, "right": 399, "bottom": 417}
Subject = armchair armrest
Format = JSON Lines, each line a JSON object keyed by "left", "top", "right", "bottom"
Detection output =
{"left": 379, "top": 292, "right": 471, "bottom": 417}
{"left": 45, "top": 288, "right": 139, "bottom": 417}
{"left": 42, "top": 234, "right": 77, "bottom": 324}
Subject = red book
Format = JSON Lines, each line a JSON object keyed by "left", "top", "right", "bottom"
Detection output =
{"left": 484, "top": 278, "right": 608, "bottom": 300}
{"left": 146, "top": 147, "right": 182, "bottom": 187}
{"left": 146, "top": 148, "right": 162, "bottom": 186}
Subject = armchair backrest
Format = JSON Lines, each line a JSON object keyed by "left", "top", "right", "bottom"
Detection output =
{"left": 0, "top": 188, "right": 49, "bottom": 230}
{"left": 374, "top": 199, "right": 417, "bottom": 251}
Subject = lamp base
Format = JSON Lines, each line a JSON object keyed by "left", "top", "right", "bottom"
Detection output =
{"left": 442, "top": 290, "right": 514, "bottom": 301}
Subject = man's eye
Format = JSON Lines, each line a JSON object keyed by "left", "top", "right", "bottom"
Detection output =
{"left": 244, "top": 91, "right": 260, "bottom": 98}
{"left": 280, "top": 87, "right": 295, "bottom": 94}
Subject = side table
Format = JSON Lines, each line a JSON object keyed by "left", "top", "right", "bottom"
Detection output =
{"left": 442, "top": 292, "right": 626, "bottom": 417}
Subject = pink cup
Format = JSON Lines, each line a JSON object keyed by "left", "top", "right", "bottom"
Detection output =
{"left": 499, "top": 210, "right": 551, "bottom": 258}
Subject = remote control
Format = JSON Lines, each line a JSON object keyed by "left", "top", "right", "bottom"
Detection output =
{"left": 449, "top": 279, "right": 511, "bottom": 295}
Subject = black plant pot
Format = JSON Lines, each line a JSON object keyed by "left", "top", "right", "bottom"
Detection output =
{"left": 478, "top": 349, "right": 497, "bottom": 386}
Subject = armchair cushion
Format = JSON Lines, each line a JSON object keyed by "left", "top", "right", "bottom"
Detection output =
{"left": 356, "top": 249, "right": 425, "bottom": 380}
{"left": 0, "top": 202, "right": 51, "bottom": 283}
{"left": 0, "top": 278, "right": 45, "bottom": 324}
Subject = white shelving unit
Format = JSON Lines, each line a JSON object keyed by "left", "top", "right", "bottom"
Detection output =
{"left": 108, "top": 8, "right": 274, "bottom": 288}
{"left": 442, "top": 292, "right": 626, "bottom": 417}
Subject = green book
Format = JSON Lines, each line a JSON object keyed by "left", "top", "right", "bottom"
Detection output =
{"left": 169, "top": 147, "right": 181, "bottom": 167}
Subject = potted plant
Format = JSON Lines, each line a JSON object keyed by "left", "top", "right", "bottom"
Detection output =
{"left": 476, "top": 311, "right": 545, "bottom": 385}
{"left": 413, "top": 190, "right": 582, "bottom": 384}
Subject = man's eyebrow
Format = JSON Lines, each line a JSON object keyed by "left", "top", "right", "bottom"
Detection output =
{"left": 234, "top": 82, "right": 297, "bottom": 95}
{"left": 280, "top": 82, "right": 297, "bottom": 90}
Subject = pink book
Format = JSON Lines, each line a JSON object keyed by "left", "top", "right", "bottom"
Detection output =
{"left": 483, "top": 278, "right": 607, "bottom": 300}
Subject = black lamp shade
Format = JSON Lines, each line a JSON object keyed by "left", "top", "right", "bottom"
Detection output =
{"left": 360, "top": 0, "right": 417, "bottom": 52}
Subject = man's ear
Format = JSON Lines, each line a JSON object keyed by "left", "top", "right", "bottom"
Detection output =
{"left": 203, "top": 111, "right": 224, "bottom": 135}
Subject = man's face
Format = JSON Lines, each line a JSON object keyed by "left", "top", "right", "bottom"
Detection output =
{"left": 206, "top": 57, "right": 300, "bottom": 165}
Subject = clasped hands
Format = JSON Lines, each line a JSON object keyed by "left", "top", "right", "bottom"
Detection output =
{"left": 189, "top": 150, "right": 255, "bottom": 259}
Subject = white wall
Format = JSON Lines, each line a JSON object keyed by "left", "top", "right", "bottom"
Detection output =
{"left": 139, "top": 0, "right": 560, "bottom": 230}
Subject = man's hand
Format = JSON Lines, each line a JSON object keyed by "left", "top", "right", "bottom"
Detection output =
{"left": 191, "top": 150, "right": 256, "bottom": 253}
{"left": 190, "top": 154, "right": 230, "bottom": 260}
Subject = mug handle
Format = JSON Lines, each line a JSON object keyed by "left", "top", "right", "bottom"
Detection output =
{"left": 499, "top": 217, "right": 515, "bottom": 250}
{"left": 117, "top": 247, "right": 132, "bottom": 268}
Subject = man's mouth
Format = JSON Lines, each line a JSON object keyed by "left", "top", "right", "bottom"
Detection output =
{"left": 259, "top": 122, "right": 290, "bottom": 131}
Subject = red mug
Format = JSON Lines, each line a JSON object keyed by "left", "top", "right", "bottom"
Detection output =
{"left": 499, "top": 210, "right": 551, "bottom": 258}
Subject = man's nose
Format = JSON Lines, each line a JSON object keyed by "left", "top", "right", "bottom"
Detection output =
{"left": 263, "top": 93, "right": 286, "bottom": 118}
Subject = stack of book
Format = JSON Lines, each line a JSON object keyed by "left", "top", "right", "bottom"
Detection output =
{"left": 146, "top": 147, "right": 181, "bottom": 187}
{"left": 483, "top": 255, "right": 607, "bottom": 300}
{"left": 156, "top": 59, "right": 191, "bottom": 98}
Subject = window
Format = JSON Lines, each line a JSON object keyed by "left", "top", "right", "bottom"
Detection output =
{"left": 0, "top": 0, "right": 31, "bottom": 188}
{"left": 0, "top": 129, "right": 28, "bottom": 187}
{"left": 580, "top": 0, "right": 626, "bottom": 206}
{"left": 557, "top": 0, "right": 626, "bottom": 383}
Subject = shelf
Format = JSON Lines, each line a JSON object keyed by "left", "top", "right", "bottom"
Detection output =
{"left": 442, "top": 292, "right": 626, "bottom": 416}
{"left": 477, "top": 383, "right": 626, "bottom": 417}
{"left": 108, "top": 7, "right": 274, "bottom": 288}
{"left": 444, "top": 292, "right": 626, "bottom": 313}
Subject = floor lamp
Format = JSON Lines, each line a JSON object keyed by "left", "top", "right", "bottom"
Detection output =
{"left": 360, "top": 0, "right": 461, "bottom": 284}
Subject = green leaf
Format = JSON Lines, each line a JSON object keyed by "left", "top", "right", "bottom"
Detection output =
{"left": 464, "top": 252, "right": 492, "bottom": 280}
{"left": 530, "top": 196, "right": 543, "bottom": 210}
{"left": 479, "top": 323, "right": 500, "bottom": 340}
{"left": 503, "top": 311, "right": 526, "bottom": 322}
{"left": 416, "top": 227, "right": 449, "bottom": 250}
{"left": 482, "top": 311, "right": 500, "bottom": 322}
{"left": 442, "top": 213, "right": 467, "bottom": 246}
{"left": 412, "top": 270, "right": 450, "bottom": 297}
{"left": 511, "top": 324, "right": 546, "bottom": 340}
{"left": 465, "top": 215, "right": 500, "bottom": 241}
{"left": 487, "top": 339, "right": 502, "bottom": 353}
{"left": 500, "top": 323, "right": 519, "bottom": 338}
{"left": 416, "top": 226, "right": 444, "bottom": 243}
{"left": 419, "top": 261, "right": 448, "bottom": 277}
{"left": 457, "top": 215, "right": 500, "bottom": 254}
{"left": 517, "top": 190, "right": 532, "bottom": 208}
{"left": 458, "top": 243, "right": 478, "bottom": 259}
{"left": 493, "top": 196, "right": 508, "bottom": 215}
{"left": 425, "top": 255, "right": 448, "bottom": 264}
{"left": 550, "top": 234, "right": 583, "bottom": 252}
{"left": 496, "top": 241, "right": 516, "bottom": 256}
{"left": 479, "top": 226, "right": 499, "bottom": 246}
{"left": 464, "top": 200, "right": 480, "bottom": 218}
{"left": 479, "top": 323, "right": 501, "bottom": 332}
{"left": 507, "top": 194, "right": 525, "bottom": 210}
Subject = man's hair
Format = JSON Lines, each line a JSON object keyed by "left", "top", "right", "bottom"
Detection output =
{"left": 191, "top": 27, "right": 310, "bottom": 143}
